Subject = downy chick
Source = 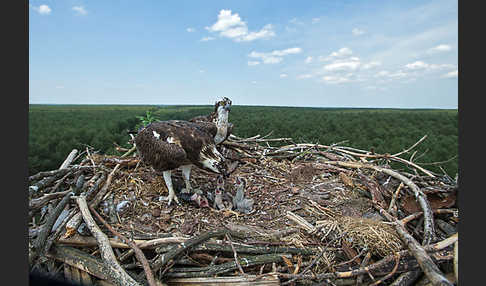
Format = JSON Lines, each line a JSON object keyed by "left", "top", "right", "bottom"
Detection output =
{"left": 233, "top": 177, "right": 254, "bottom": 214}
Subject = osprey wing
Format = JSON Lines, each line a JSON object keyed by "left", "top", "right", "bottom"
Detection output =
{"left": 135, "top": 122, "right": 187, "bottom": 171}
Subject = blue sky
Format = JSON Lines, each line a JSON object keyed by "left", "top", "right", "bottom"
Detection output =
{"left": 29, "top": 0, "right": 458, "bottom": 108}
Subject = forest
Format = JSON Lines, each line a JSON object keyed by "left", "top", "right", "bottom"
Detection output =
{"left": 28, "top": 104, "right": 458, "bottom": 177}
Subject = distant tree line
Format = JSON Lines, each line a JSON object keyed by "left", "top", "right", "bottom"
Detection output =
{"left": 28, "top": 105, "right": 458, "bottom": 177}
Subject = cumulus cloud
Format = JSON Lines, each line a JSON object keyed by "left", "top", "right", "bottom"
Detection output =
{"left": 72, "top": 6, "right": 87, "bottom": 15}
{"left": 405, "top": 61, "right": 429, "bottom": 70}
{"left": 248, "top": 47, "right": 302, "bottom": 64}
{"left": 428, "top": 44, "right": 452, "bottom": 53}
{"left": 206, "top": 10, "right": 275, "bottom": 42}
{"left": 362, "top": 61, "right": 381, "bottom": 69}
{"left": 352, "top": 28, "right": 366, "bottom": 36}
{"left": 442, "top": 69, "right": 458, "bottom": 78}
{"left": 320, "top": 47, "right": 353, "bottom": 62}
{"left": 405, "top": 61, "right": 455, "bottom": 71}
{"left": 305, "top": 56, "right": 313, "bottom": 64}
{"left": 323, "top": 57, "right": 361, "bottom": 71}
{"left": 186, "top": 27, "right": 196, "bottom": 32}
{"left": 32, "top": 4, "right": 51, "bottom": 15}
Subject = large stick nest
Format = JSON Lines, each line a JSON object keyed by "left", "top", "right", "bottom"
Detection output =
{"left": 28, "top": 133, "right": 458, "bottom": 285}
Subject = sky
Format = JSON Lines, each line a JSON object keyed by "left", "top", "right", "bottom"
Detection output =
{"left": 29, "top": 0, "right": 458, "bottom": 108}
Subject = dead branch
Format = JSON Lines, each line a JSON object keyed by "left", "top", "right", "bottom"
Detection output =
{"left": 30, "top": 190, "right": 74, "bottom": 266}
{"left": 152, "top": 228, "right": 238, "bottom": 274}
{"left": 75, "top": 195, "right": 141, "bottom": 286}
{"left": 89, "top": 205, "right": 157, "bottom": 286}
{"left": 59, "top": 149, "right": 78, "bottom": 170}
{"left": 376, "top": 207, "right": 453, "bottom": 286}
{"left": 165, "top": 254, "right": 286, "bottom": 278}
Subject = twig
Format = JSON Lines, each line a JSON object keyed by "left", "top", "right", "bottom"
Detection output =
{"left": 89, "top": 205, "right": 157, "bottom": 286}
{"left": 281, "top": 232, "right": 346, "bottom": 286}
{"left": 369, "top": 253, "right": 400, "bottom": 286}
{"left": 226, "top": 233, "right": 245, "bottom": 275}
{"left": 392, "top": 135, "right": 428, "bottom": 157}
{"left": 388, "top": 182, "right": 404, "bottom": 216}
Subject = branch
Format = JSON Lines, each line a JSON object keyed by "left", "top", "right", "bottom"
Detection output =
{"left": 89, "top": 205, "right": 157, "bottom": 286}
{"left": 376, "top": 207, "right": 453, "bottom": 286}
{"left": 59, "top": 149, "right": 78, "bottom": 170}
{"left": 75, "top": 195, "right": 141, "bottom": 286}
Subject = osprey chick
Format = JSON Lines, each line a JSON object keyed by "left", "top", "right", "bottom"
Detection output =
{"left": 232, "top": 177, "right": 254, "bottom": 214}
{"left": 135, "top": 120, "right": 228, "bottom": 206}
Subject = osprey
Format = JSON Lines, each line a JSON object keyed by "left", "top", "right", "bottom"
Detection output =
{"left": 189, "top": 97, "right": 233, "bottom": 144}
{"left": 134, "top": 99, "right": 232, "bottom": 206}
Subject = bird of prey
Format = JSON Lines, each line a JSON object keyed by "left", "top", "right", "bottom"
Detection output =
{"left": 189, "top": 97, "right": 233, "bottom": 145}
{"left": 232, "top": 177, "right": 254, "bottom": 214}
{"left": 134, "top": 120, "right": 228, "bottom": 206}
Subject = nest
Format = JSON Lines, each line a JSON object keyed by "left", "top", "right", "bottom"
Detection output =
{"left": 28, "top": 133, "right": 459, "bottom": 285}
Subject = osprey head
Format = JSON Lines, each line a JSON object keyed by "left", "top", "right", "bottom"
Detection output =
{"left": 235, "top": 176, "right": 246, "bottom": 187}
{"left": 190, "top": 193, "right": 209, "bottom": 208}
{"left": 215, "top": 97, "right": 232, "bottom": 113}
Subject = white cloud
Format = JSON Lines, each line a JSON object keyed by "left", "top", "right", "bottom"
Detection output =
{"left": 248, "top": 47, "right": 302, "bottom": 64}
{"left": 404, "top": 61, "right": 456, "bottom": 72}
{"left": 428, "top": 44, "right": 452, "bottom": 53}
{"left": 206, "top": 10, "right": 275, "bottom": 42}
{"left": 72, "top": 6, "right": 87, "bottom": 15}
{"left": 33, "top": 4, "right": 51, "bottom": 15}
{"left": 320, "top": 47, "right": 353, "bottom": 61}
{"left": 239, "top": 24, "right": 275, "bottom": 42}
{"left": 405, "top": 61, "right": 429, "bottom": 70}
{"left": 247, "top": 61, "right": 260, "bottom": 66}
{"left": 200, "top": 36, "right": 215, "bottom": 42}
{"left": 362, "top": 61, "right": 381, "bottom": 69}
{"left": 186, "top": 27, "right": 196, "bottom": 33}
{"left": 352, "top": 28, "right": 366, "bottom": 36}
{"left": 324, "top": 57, "right": 361, "bottom": 71}
{"left": 442, "top": 69, "right": 458, "bottom": 78}
{"left": 280, "top": 73, "right": 288, "bottom": 78}
{"left": 305, "top": 56, "right": 313, "bottom": 64}
{"left": 321, "top": 75, "right": 351, "bottom": 84}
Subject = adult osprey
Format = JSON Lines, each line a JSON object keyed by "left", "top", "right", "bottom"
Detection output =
{"left": 134, "top": 99, "right": 232, "bottom": 206}
{"left": 189, "top": 97, "right": 233, "bottom": 144}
